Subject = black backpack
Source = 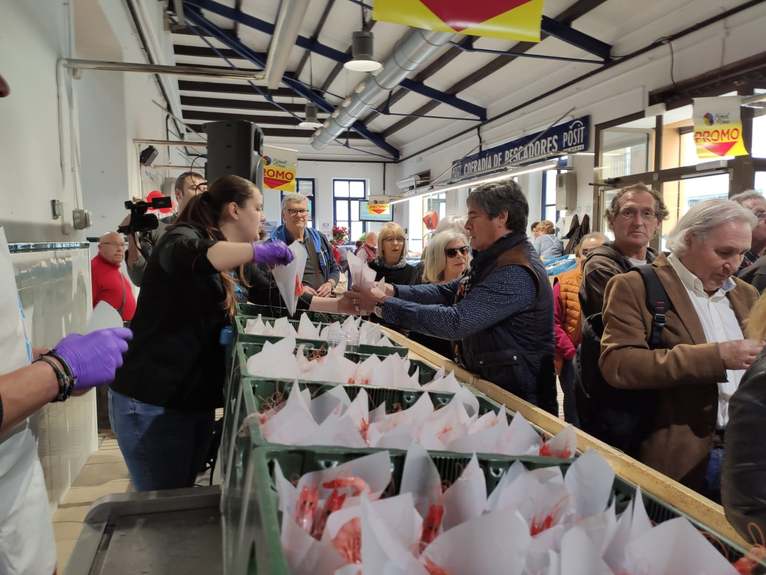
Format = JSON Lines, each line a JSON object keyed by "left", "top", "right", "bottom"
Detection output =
{"left": 577, "top": 264, "right": 669, "bottom": 455}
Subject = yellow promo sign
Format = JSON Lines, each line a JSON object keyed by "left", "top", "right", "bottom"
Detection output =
{"left": 262, "top": 145, "right": 297, "bottom": 192}
{"left": 373, "top": 0, "right": 544, "bottom": 42}
{"left": 693, "top": 96, "right": 749, "bottom": 159}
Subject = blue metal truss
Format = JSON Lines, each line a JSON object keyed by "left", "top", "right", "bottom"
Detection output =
{"left": 184, "top": 0, "right": 487, "bottom": 120}
{"left": 183, "top": 4, "right": 400, "bottom": 159}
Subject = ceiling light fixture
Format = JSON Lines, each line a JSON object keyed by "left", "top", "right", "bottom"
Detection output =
{"left": 344, "top": 31, "right": 382, "bottom": 72}
{"left": 298, "top": 102, "right": 323, "bottom": 129}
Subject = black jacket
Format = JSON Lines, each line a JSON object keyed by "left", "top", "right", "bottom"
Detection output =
{"left": 369, "top": 259, "right": 421, "bottom": 285}
{"left": 723, "top": 351, "right": 766, "bottom": 542}
{"left": 111, "top": 224, "right": 281, "bottom": 411}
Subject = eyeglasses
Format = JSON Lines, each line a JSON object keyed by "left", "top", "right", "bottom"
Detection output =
{"left": 445, "top": 246, "right": 469, "bottom": 258}
{"left": 286, "top": 208, "right": 308, "bottom": 216}
{"left": 617, "top": 207, "right": 657, "bottom": 221}
{"left": 383, "top": 237, "right": 405, "bottom": 243}
{"left": 753, "top": 210, "right": 766, "bottom": 221}
{"left": 100, "top": 242, "right": 126, "bottom": 248}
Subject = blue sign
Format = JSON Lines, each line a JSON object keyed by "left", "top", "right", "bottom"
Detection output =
{"left": 450, "top": 116, "right": 590, "bottom": 182}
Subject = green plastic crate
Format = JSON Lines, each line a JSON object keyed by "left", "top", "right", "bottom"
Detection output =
{"left": 225, "top": 447, "right": 755, "bottom": 575}
{"left": 233, "top": 316, "right": 407, "bottom": 357}
{"left": 234, "top": 341, "right": 438, "bottom": 386}
{"left": 237, "top": 302, "right": 348, "bottom": 324}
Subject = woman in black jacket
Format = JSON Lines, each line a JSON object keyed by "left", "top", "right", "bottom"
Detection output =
{"left": 723, "top": 292, "right": 766, "bottom": 543}
{"left": 369, "top": 222, "right": 421, "bottom": 285}
{"left": 109, "top": 176, "right": 294, "bottom": 491}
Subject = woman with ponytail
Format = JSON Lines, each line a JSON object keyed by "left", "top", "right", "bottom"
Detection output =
{"left": 109, "top": 175, "right": 294, "bottom": 491}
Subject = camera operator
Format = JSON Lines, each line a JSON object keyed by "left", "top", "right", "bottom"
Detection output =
{"left": 109, "top": 175, "right": 297, "bottom": 491}
{"left": 123, "top": 171, "right": 206, "bottom": 286}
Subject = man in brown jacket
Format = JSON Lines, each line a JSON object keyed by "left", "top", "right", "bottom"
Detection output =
{"left": 600, "top": 199, "right": 762, "bottom": 497}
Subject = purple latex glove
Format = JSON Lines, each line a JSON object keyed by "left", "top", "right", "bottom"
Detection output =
{"left": 252, "top": 240, "right": 294, "bottom": 267}
{"left": 53, "top": 327, "right": 133, "bottom": 390}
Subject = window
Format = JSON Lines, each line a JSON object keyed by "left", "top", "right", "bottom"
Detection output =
{"left": 283, "top": 178, "right": 315, "bottom": 228}
{"left": 333, "top": 178, "right": 367, "bottom": 242}
{"left": 541, "top": 170, "right": 558, "bottom": 222}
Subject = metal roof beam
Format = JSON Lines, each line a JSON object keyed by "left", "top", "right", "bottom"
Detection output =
{"left": 185, "top": 0, "right": 485, "bottom": 120}
{"left": 180, "top": 95, "right": 310, "bottom": 113}
{"left": 295, "top": 0, "right": 335, "bottom": 79}
{"left": 183, "top": 4, "right": 399, "bottom": 158}
{"left": 178, "top": 80, "right": 295, "bottom": 98}
{"left": 540, "top": 16, "right": 611, "bottom": 60}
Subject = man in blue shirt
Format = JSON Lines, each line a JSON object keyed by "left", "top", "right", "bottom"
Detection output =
{"left": 272, "top": 193, "right": 340, "bottom": 301}
{"left": 355, "top": 181, "right": 556, "bottom": 413}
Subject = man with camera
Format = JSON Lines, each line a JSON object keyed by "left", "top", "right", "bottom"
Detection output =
{"left": 123, "top": 171, "right": 206, "bottom": 286}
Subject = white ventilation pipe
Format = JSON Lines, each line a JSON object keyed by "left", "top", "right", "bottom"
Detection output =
{"left": 311, "top": 28, "right": 453, "bottom": 150}
{"left": 264, "top": 0, "right": 311, "bottom": 89}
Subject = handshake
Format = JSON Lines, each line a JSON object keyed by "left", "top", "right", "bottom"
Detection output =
{"left": 336, "top": 281, "right": 394, "bottom": 317}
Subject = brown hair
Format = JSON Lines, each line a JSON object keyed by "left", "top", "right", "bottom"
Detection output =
{"left": 178, "top": 175, "right": 257, "bottom": 318}
{"left": 605, "top": 183, "right": 669, "bottom": 225}
{"left": 538, "top": 220, "right": 555, "bottom": 235}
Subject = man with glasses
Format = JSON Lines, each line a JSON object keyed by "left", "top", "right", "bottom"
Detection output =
{"left": 124, "top": 171, "right": 207, "bottom": 286}
{"left": 272, "top": 193, "right": 339, "bottom": 300}
{"left": 732, "top": 190, "right": 766, "bottom": 291}
{"left": 92, "top": 232, "right": 136, "bottom": 322}
{"left": 578, "top": 183, "right": 668, "bottom": 444}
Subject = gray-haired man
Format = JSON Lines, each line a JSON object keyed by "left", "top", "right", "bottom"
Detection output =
{"left": 732, "top": 190, "right": 766, "bottom": 290}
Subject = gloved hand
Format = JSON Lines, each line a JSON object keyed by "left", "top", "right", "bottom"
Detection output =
{"left": 53, "top": 327, "right": 133, "bottom": 390}
{"left": 253, "top": 240, "right": 294, "bottom": 266}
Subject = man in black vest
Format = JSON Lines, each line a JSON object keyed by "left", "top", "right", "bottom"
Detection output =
{"left": 355, "top": 181, "right": 557, "bottom": 413}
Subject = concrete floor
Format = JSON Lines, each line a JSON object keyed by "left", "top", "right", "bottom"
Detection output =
{"left": 52, "top": 435, "right": 131, "bottom": 571}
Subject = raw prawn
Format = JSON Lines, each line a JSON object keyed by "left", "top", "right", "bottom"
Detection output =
{"left": 733, "top": 546, "right": 766, "bottom": 574}
{"left": 539, "top": 443, "right": 572, "bottom": 459}
{"left": 323, "top": 476, "right": 371, "bottom": 497}
{"left": 359, "top": 418, "right": 369, "bottom": 442}
{"left": 424, "top": 558, "right": 450, "bottom": 575}
{"left": 311, "top": 489, "right": 347, "bottom": 540}
{"left": 295, "top": 486, "right": 319, "bottom": 533}
{"left": 420, "top": 504, "right": 445, "bottom": 551}
{"left": 530, "top": 513, "right": 556, "bottom": 536}
{"left": 332, "top": 517, "right": 362, "bottom": 564}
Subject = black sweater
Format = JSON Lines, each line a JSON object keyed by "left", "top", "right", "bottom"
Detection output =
{"left": 111, "top": 224, "right": 281, "bottom": 411}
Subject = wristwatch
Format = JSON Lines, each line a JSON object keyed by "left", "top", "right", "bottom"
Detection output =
{"left": 373, "top": 302, "right": 385, "bottom": 318}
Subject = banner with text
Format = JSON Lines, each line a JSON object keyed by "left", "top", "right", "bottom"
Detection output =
{"left": 450, "top": 116, "right": 590, "bottom": 182}
{"left": 693, "top": 96, "right": 748, "bottom": 159}
{"left": 263, "top": 144, "right": 297, "bottom": 193}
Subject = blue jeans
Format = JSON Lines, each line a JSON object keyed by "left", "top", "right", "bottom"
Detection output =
{"left": 705, "top": 447, "right": 724, "bottom": 503}
{"left": 108, "top": 389, "right": 214, "bottom": 491}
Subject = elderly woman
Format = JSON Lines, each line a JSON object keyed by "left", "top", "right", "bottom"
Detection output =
{"left": 532, "top": 220, "right": 564, "bottom": 259}
{"left": 423, "top": 229, "right": 471, "bottom": 284}
{"left": 369, "top": 222, "right": 420, "bottom": 285}
{"left": 409, "top": 229, "right": 471, "bottom": 358}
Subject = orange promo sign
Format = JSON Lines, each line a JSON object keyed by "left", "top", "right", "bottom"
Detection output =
{"left": 693, "top": 96, "right": 748, "bottom": 158}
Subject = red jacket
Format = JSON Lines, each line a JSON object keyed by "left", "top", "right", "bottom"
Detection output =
{"left": 91, "top": 254, "right": 136, "bottom": 321}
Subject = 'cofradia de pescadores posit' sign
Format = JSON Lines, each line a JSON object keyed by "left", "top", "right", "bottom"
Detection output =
{"left": 450, "top": 116, "right": 590, "bottom": 182}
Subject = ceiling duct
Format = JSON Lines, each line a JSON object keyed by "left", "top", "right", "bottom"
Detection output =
{"left": 264, "top": 0, "right": 311, "bottom": 89}
{"left": 311, "top": 28, "right": 454, "bottom": 151}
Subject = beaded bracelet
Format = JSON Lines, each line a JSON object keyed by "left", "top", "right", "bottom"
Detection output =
{"left": 35, "top": 353, "right": 75, "bottom": 402}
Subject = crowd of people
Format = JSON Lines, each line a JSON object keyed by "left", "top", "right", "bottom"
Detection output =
{"left": 7, "top": 159, "right": 766, "bottom": 570}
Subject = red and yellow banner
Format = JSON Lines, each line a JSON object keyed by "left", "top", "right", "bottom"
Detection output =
{"left": 373, "top": 0, "right": 544, "bottom": 42}
{"left": 262, "top": 144, "right": 297, "bottom": 193}
{"left": 693, "top": 96, "right": 748, "bottom": 159}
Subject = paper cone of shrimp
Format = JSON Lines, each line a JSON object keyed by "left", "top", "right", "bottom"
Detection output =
{"left": 271, "top": 240, "right": 307, "bottom": 315}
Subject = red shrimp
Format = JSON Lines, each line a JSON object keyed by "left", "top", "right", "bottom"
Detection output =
{"left": 539, "top": 443, "right": 572, "bottom": 459}
{"left": 359, "top": 418, "right": 369, "bottom": 442}
{"left": 332, "top": 517, "right": 362, "bottom": 564}
{"left": 734, "top": 546, "right": 766, "bottom": 574}
{"left": 530, "top": 513, "right": 556, "bottom": 536}
{"left": 424, "top": 558, "right": 450, "bottom": 575}
{"left": 420, "top": 504, "right": 445, "bottom": 551}
{"left": 311, "top": 489, "right": 347, "bottom": 539}
{"left": 294, "top": 275, "right": 303, "bottom": 297}
{"left": 295, "top": 486, "right": 319, "bottom": 533}
{"left": 323, "top": 476, "right": 371, "bottom": 497}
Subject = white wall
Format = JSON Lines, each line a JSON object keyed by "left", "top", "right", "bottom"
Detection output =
{"left": 0, "top": 0, "right": 82, "bottom": 242}
{"left": 393, "top": 3, "right": 766, "bottom": 237}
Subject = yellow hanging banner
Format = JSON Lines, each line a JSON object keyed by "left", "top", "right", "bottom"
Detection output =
{"left": 262, "top": 145, "right": 297, "bottom": 193}
{"left": 693, "top": 96, "right": 749, "bottom": 159}
{"left": 373, "top": 0, "right": 544, "bottom": 42}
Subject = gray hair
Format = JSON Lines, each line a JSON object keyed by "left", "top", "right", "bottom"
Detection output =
{"left": 435, "top": 215, "right": 468, "bottom": 235}
{"left": 281, "top": 192, "right": 307, "bottom": 211}
{"left": 666, "top": 199, "right": 757, "bottom": 256}
{"left": 730, "top": 190, "right": 763, "bottom": 205}
{"left": 467, "top": 181, "right": 528, "bottom": 233}
{"left": 423, "top": 229, "right": 470, "bottom": 283}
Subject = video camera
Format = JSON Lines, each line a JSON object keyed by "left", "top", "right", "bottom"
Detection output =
{"left": 117, "top": 196, "right": 173, "bottom": 235}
